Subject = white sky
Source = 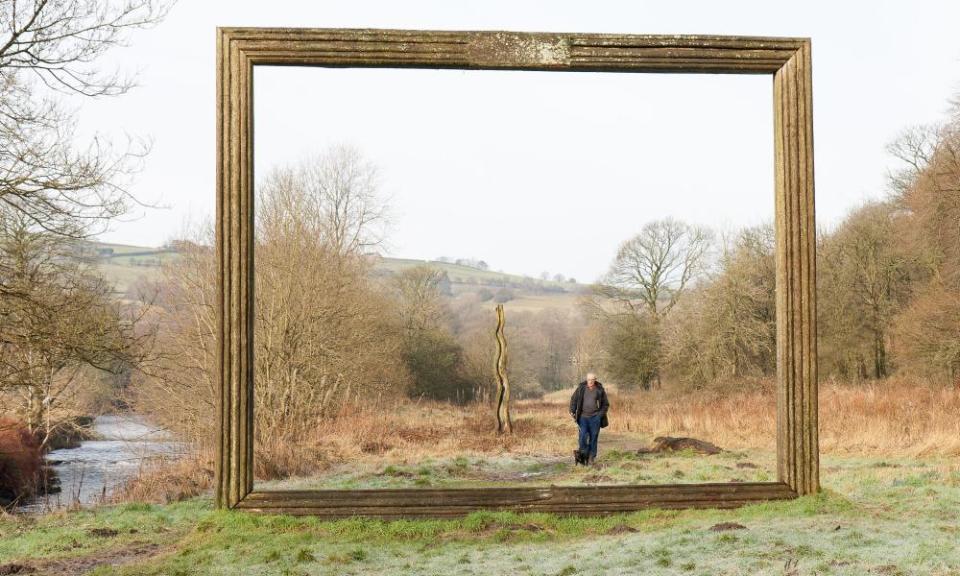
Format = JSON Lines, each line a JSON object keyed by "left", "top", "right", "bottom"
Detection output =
{"left": 80, "top": 0, "right": 960, "bottom": 283}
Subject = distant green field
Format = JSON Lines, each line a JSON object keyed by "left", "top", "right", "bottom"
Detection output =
{"left": 375, "top": 256, "right": 579, "bottom": 289}
{"left": 90, "top": 242, "right": 586, "bottom": 310}
{"left": 91, "top": 241, "right": 174, "bottom": 256}
{"left": 86, "top": 242, "right": 179, "bottom": 294}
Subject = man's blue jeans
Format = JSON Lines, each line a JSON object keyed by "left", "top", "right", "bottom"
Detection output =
{"left": 578, "top": 414, "right": 602, "bottom": 459}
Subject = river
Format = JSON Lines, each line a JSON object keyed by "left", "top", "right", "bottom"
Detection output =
{"left": 23, "top": 414, "right": 189, "bottom": 512}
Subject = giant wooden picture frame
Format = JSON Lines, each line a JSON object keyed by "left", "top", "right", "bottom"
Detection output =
{"left": 216, "top": 28, "right": 818, "bottom": 516}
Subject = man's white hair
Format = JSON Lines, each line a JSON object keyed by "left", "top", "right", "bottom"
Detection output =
{"left": 586, "top": 372, "right": 596, "bottom": 380}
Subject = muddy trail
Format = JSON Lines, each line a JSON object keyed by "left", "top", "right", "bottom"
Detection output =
{"left": 1, "top": 538, "right": 171, "bottom": 576}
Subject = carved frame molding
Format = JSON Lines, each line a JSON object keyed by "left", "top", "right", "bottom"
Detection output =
{"left": 216, "top": 28, "right": 818, "bottom": 515}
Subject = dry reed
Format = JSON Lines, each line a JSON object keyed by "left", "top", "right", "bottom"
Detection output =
{"left": 254, "top": 376, "right": 960, "bottom": 478}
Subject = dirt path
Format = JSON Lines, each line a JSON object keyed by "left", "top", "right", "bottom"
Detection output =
{"left": 0, "top": 536, "right": 178, "bottom": 576}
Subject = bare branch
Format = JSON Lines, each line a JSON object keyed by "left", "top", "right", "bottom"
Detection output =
{"left": 0, "top": 0, "right": 172, "bottom": 96}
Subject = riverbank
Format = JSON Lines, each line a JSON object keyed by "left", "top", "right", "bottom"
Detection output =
{"left": 12, "top": 415, "right": 189, "bottom": 512}
{"left": 1, "top": 452, "right": 958, "bottom": 575}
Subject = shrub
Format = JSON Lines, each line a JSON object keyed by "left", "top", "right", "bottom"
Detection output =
{"left": 493, "top": 287, "right": 515, "bottom": 303}
{"left": 0, "top": 418, "right": 43, "bottom": 505}
{"left": 476, "top": 287, "right": 494, "bottom": 302}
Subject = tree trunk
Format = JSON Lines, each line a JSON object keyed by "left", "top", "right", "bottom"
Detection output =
{"left": 874, "top": 330, "right": 887, "bottom": 379}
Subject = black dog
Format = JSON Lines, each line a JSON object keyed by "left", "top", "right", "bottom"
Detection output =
{"left": 573, "top": 449, "right": 588, "bottom": 466}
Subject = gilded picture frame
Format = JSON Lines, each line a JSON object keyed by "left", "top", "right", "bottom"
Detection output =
{"left": 215, "top": 27, "right": 818, "bottom": 516}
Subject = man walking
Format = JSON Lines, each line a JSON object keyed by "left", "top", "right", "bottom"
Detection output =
{"left": 569, "top": 372, "right": 609, "bottom": 466}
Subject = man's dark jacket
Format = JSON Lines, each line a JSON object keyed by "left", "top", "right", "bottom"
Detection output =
{"left": 569, "top": 381, "right": 609, "bottom": 428}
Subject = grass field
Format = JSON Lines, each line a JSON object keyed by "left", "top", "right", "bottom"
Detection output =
{"left": 87, "top": 242, "right": 178, "bottom": 294}
{"left": 3, "top": 380, "right": 959, "bottom": 575}
{"left": 1, "top": 453, "right": 958, "bottom": 575}
{"left": 255, "top": 447, "right": 776, "bottom": 492}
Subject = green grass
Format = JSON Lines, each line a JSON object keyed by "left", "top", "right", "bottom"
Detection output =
{"left": 0, "top": 501, "right": 203, "bottom": 568}
{"left": 92, "top": 241, "right": 172, "bottom": 256}
{"left": 86, "top": 241, "right": 179, "bottom": 293}
{"left": 2, "top": 454, "right": 959, "bottom": 575}
{"left": 255, "top": 449, "right": 777, "bottom": 492}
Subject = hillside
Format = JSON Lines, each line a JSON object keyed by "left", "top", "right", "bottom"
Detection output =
{"left": 83, "top": 242, "right": 180, "bottom": 295}
{"left": 88, "top": 242, "right": 589, "bottom": 310}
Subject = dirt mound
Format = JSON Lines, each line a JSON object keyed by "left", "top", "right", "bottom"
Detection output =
{"left": 0, "top": 564, "right": 36, "bottom": 575}
{"left": 6, "top": 543, "right": 163, "bottom": 576}
{"left": 607, "top": 524, "right": 638, "bottom": 535}
{"left": 637, "top": 436, "right": 723, "bottom": 455}
{"left": 709, "top": 522, "right": 747, "bottom": 531}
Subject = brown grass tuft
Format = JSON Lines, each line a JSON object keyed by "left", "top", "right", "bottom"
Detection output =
{"left": 164, "top": 376, "right": 960, "bottom": 485}
{"left": 819, "top": 376, "right": 960, "bottom": 456}
{"left": 113, "top": 454, "right": 215, "bottom": 504}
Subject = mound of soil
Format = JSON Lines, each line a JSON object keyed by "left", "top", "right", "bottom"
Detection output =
{"left": 607, "top": 524, "right": 639, "bottom": 535}
{"left": 709, "top": 522, "right": 747, "bottom": 531}
{"left": 3, "top": 543, "right": 162, "bottom": 576}
{"left": 636, "top": 436, "right": 723, "bottom": 455}
{"left": 0, "top": 564, "right": 36, "bottom": 575}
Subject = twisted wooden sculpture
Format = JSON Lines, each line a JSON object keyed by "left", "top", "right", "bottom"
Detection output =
{"left": 494, "top": 304, "right": 512, "bottom": 434}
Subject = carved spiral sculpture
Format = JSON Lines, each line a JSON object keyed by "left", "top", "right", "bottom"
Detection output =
{"left": 494, "top": 304, "right": 512, "bottom": 434}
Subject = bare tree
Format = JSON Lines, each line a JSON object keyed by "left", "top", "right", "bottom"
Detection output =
{"left": 571, "top": 322, "right": 606, "bottom": 383}
{"left": 0, "top": 3, "right": 169, "bottom": 493}
{"left": 662, "top": 224, "right": 776, "bottom": 387}
{"left": 0, "top": 207, "right": 152, "bottom": 448}
{"left": 391, "top": 265, "right": 449, "bottom": 337}
{"left": 885, "top": 124, "right": 941, "bottom": 196}
{"left": 892, "top": 281, "right": 960, "bottom": 384}
{"left": 888, "top": 106, "right": 960, "bottom": 383}
{"left": 128, "top": 226, "right": 218, "bottom": 450}
{"left": 135, "top": 147, "right": 410, "bottom": 468}
{"left": 598, "top": 218, "right": 714, "bottom": 318}
{"left": 390, "top": 265, "right": 472, "bottom": 402}
{"left": 0, "top": 0, "right": 170, "bottom": 239}
{"left": 259, "top": 145, "right": 390, "bottom": 257}
{"left": 586, "top": 218, "right": 713, "bottom": 389}
{"left": 818, "top": 201, "right": 917, "bottom": 380}
{"left": 0, "top": 0, "right": 169, "bottom": 96}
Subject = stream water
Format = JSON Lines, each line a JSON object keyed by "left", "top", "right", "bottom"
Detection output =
{"left": 23, "top": 414, "right": 188, "bottom": 512}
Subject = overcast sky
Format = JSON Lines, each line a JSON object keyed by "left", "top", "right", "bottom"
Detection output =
{"left": 78, "top": 0, "right": 960, "bottom": 283}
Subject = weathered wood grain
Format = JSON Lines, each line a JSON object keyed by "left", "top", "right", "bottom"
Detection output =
{"left": 235, "top": 483, "right": 796, "bottom": 518}
{"left": 216, "top": 27, "right": 820, "bottom": 514}
{"left": 773, "top": 40, "right": 818, "bottom": 496}
{"left": 494, "top": 304, "right": 512, "bottom": 434}
{"left": 216, "top": 29, "right": 255, "bottom": 509}
{"left": 218, "top": 29, "right": 807, "bottom": 73}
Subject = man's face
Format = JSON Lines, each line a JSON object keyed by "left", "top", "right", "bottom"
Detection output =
{"left": 587, "top": 376, "right": 596, "bottom": 387}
